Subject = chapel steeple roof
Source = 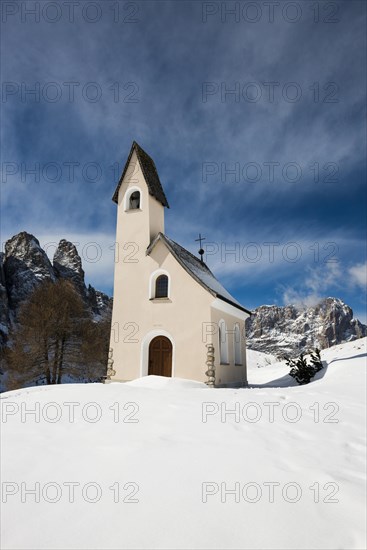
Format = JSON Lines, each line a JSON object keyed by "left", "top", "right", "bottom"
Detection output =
{"left": 112, "top": 141, "right": 169, "bottom": 207}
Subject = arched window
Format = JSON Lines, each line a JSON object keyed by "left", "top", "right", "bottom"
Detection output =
{"left": 219, "top": 319, "right": 228, "bottom": 364}
{"left": 149, "top": 270, "right": 170, "bottom": 300}
{"left": 155, "top": 275, "right": 168, "bottom": 298}
{"left": 129, "top": 191, "right": 140, "bottom": 210}
{"left": 124, "top": 187, "right": 142, "bottom": 211}
{"left": 234, "top": 323, "right": 242, "bottom": 365}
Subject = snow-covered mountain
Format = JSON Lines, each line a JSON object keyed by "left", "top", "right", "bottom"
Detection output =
{"left": 246, "top": 298, "right": 366, "bottom": 358}
{"left": 0, "top": 232, "right": 112, "bottom": 347}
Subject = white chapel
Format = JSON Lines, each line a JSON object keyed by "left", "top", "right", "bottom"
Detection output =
{"left": 109, "top": 141, "right": 251, "bottom": 387}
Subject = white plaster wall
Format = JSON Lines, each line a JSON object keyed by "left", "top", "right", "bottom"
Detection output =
{"left": 210, "top": 306, "right": 249, "bottom": 387}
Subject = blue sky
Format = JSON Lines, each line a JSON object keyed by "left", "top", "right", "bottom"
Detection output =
{"left": 1, "top": 0, "right": 366, "bottom": 321}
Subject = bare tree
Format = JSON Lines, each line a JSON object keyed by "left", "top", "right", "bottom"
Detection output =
{"left": 6, "top": 280, "right": 108, "bottom": 389}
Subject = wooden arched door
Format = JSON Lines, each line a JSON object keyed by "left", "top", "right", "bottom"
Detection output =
{"left": 148, "top": 336, "right": 172, "bottom": 377}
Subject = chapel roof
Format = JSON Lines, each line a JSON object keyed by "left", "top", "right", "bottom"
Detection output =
{"left": 112, "top": 141, "right": 169, "bottom": 207}
{"left": 147, "top": 233, "right": 252, "bottom": 315}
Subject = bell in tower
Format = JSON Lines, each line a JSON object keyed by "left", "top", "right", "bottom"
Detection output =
{"left": 129, "top": 191, "right": 140, "bottom": 210}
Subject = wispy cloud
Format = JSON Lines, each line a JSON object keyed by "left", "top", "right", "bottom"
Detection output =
{"left": 281, "top": 262, "right": 342, "bottom": 308}
{"left": 348, "top": 262, "right": 367, "bottom": 289}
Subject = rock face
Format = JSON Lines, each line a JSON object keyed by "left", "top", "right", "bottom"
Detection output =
{"left": 4, "top": 232, "right": 55, "bottom": 309}
{"left": 53, "top": 239, "right": 85, "bottom": 289}
{"left": 53, "top": 238, "right": 88, "bottom": 303}
{"left": 246, "top": 298, "right": 367, "bottom": 358}
{"left": 0, "top": 253, "right": 10, "bottom": 347}
{"left": 87, "top": 285, "right": 112, "bottom": 320}
{"left": 52, "top": 239, "right": 111, "bottom": 318}
{"left": 0, "top": 232, "right": 112, "bottom": 347}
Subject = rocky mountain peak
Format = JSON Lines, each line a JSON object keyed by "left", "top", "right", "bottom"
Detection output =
{"left": 246, "top": 297, "right": 366, "bottom": 358}
{"left": 3, "top": 232, "right": 55, "bottom": 309}
{"left": 0, "top": 252, "right": 6, "bottom": 287}
{"left": 0, "top": 253, "right": 9, "bottom": 346}
{"left": 53, "top": 239, "right": 85, "bottom": 288}
{"left": 0, "top": 232, "right": 112, "bottom": 347}
{"left": 5, "top": 232, "right": 53, "bottom": 271}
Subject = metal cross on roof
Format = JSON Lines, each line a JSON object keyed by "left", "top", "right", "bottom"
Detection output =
{"left": 195, "top": 233, "right": 206, "bottom": 263}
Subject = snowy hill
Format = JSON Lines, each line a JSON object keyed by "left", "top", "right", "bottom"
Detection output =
{"left": 1, "top": 338, "right": 366, "bottom": 550}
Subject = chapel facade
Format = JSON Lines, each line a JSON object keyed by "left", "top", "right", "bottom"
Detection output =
{"left": 109, "top": 141, "right": 251, "bottom": 386}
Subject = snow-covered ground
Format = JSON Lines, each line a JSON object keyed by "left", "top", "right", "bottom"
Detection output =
{"left": 247, "top": 348, "right": 278, "bottom": 369}
{"left": 1, "top": 338, "right": 366, "bottom": 550}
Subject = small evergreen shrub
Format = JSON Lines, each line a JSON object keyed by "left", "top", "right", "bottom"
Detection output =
{"left": 286, "top": 348, "right": 323, "bottom": 385}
